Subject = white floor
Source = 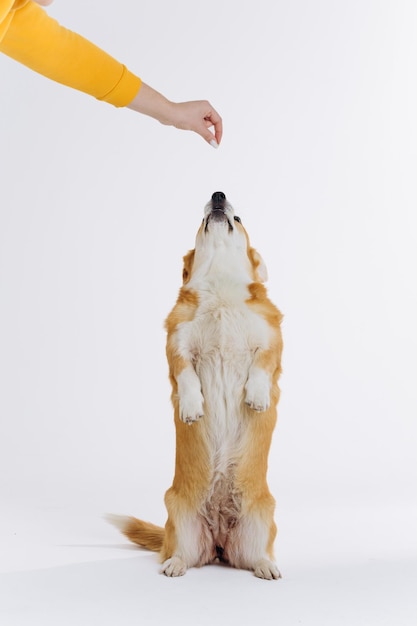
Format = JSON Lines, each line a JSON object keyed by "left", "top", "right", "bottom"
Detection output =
{"left": 1, "top": 495, "right": 416, "bottom": 626}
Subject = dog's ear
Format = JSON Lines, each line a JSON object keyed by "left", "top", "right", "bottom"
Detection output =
{"left": 249, "top": 248, "right": 268, "bottom": 283}
{"left": 182, "top": 249, "right": 195, "bottom": 284}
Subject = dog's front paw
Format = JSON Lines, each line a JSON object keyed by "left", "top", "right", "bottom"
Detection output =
{"left": 179, "top": 388, "right": 204, "bottom": 424}
{"left": 177, "top": 368, "right": 204, "bottom": 424}
{"left": 244, "top": 369, "right": 271, "bottom": 412}
{"left": 161, "top": 556, "right": 187, "bottom": 577}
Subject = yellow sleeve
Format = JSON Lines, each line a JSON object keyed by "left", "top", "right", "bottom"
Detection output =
{"left": 0, "top": 1, "right": 142, "bottom": 107}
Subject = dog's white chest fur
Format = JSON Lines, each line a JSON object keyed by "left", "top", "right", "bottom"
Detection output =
{"left": 177, "top": 277, "right": 271, "bottom": 460}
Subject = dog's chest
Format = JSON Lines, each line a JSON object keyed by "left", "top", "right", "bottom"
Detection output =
{"left": 181, "top": 291, "right": 270, "bottom": 365}
{"left": 177, "top": 287, "right": 271, "bottom": 425}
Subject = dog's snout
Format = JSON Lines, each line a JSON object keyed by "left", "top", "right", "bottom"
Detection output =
{"left": 211, "top": 191, "right": 226, "bottom": 207}
{"left": 205, "top": 191, "right": 232, "bottom": 230}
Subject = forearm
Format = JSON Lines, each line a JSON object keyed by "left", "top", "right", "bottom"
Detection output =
{"left": 0, "top": 1, "right": 141, "bottom": 106}
{"left": 127, "top": 82, "right": 175, "bottom": 124}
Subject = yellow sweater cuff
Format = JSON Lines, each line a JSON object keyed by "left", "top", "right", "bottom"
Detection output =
{"left": 98, "top": 64, "right": 142, "bottom": 107}
{"left": 0, "top": 1, "right": 142, "bottom": 107}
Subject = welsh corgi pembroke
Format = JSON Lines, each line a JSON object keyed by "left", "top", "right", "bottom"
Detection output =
{"left": 110, "top": 192, "right": 283, "bottom": 579}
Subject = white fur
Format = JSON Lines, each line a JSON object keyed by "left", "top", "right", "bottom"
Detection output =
{"left": 174, "top": 216, "right": 274, "bottom": 479}
{"left": 170, "top": 514, "right": 205, "bottom": 568}
{"left": 244, "top": 366, "right": 271, "bottom": 411}
{"left": 105, "top": 514, "right": 130, "bottom": 532}
{"left": 254, "top": 559, "right": 281, "bottom": 580}
{"left": 161, "top": 557, "right": 187, "bottom": 577}
{"left": 176, "top": 270, "right": 272, "bottom": 473}
{"left": 232, "top": 514, "right": 273, "bottom": 567}
{"left": 177, "top": 367, "right": 204, "bottom": 423}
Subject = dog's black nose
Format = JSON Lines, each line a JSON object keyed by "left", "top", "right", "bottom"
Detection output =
{"left": 211, "top": 191, "right": 226, "bottom": 204}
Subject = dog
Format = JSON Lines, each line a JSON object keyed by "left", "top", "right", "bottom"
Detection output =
{"left": 110, "top": 192, "right": 283, "bottom": 579}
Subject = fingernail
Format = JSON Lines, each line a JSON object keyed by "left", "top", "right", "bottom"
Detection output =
{"left": 210, "top": 139, "right": 219, "bottom": 149}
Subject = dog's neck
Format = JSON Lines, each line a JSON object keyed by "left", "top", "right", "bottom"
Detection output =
{"left": 187, "top": 242, "right": 253, "bottom": 302}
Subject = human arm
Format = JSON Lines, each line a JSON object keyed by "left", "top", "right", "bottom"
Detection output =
{"left": 0, "top": 1, "right": 141, "bottom": 106}
{"left": 0, "top": 1, "right": 222, "bottom": 145}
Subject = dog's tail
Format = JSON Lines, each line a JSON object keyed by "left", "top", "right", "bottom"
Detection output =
{"left": 106, "top": 514, "right": 164, "bottom": 552}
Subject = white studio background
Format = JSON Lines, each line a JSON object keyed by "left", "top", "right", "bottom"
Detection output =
{"left": 0, "top": 1, "right": 416, "bottom": 625}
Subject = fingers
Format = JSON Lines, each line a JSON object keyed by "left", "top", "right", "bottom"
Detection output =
{"left": 129, "top": 89, "right": 223, "bottom": 148}
{"left": 173, "top": 100, "right": 223, "bottom": 147}
{"left": 202, "top": 104, "right": 223, "bottom": 147}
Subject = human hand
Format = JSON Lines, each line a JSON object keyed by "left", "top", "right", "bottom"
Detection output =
{"left": 167, "top": 100, "right": 223, "bottom": 148}
{"left": 127, "top": 83, "right": 223, "bottom": 148}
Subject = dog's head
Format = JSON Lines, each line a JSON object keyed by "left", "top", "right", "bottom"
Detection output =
{"left": 182, "top": 192, "right": 268, "bottom": 286}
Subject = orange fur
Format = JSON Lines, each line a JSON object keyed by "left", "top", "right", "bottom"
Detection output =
{"left": 111, "top": 195, "right": 283, "bottom": 579}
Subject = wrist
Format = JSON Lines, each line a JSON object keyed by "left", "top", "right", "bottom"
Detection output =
{"left": 127, "top": 83, "right": 175, "bottom": 126}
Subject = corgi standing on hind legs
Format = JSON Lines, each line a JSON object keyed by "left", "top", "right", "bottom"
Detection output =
{"left": 109, "top": 192, "right": 283, "bottom": 579}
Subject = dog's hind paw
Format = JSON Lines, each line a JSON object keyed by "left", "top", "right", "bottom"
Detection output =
{"left": 254, "top": 559, "right": 281, "bottom": 580}
{"left": 161, "top": 557, "right": 187, "bottom": 577}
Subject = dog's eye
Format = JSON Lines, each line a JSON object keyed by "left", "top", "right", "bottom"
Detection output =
{"left": 234, "top": 216, "right": 242, "bottom": 223}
